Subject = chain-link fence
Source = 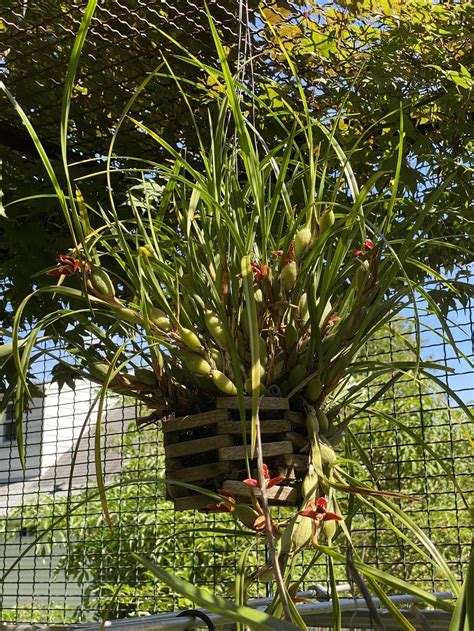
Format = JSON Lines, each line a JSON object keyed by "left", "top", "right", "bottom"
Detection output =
{"left": 0, "top": 302, "right": 472, "bottom": 624}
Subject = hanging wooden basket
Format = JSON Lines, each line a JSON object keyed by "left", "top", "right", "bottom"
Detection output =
{"left": 163, "top": 397, "right": 309, "bottom": 511}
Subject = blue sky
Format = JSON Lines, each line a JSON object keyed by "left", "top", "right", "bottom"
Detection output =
{"left": 404, "top": 302, "right": 473, "bottom": 405}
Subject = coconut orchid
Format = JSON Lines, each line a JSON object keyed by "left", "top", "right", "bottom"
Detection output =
{"left": 352, "top": 238, "right": 376, "bottom": 257}
{"left": 251, "top": 262, "right": 268, "bottom": 282}
{"left": 47, "top": 254, "right": 82, "bottom": 277}
{"left": 206, "top": 490, "right": 236, "bottom": 513}
{"left": 298, "top": 497, "right": 343, "bottom": 522}
{"left": 244, "top": 463, "right": 285, "bottom": 489}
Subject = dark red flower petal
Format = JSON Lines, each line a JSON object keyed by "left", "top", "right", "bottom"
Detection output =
{"left": 352, "top": 239, "right": 375, "bottom": 257}
{"left": 207, "top": 503, "right": 232, "bottom": 513}
{"left": 243, "top": 478, "right": 259, "bottom": 487}
{"left": 57, "top": 254, "right": 75, "bottom": 265}
{"left": 322, "top": 512, "right": 343, "bottom": 522}
{"left": 251, "top": 263, "right": 265, "bottom": 281}
{"left": 48, "top": 254, "right": 81, "bottom": 277}
{"left": 299, "top": 497, "right": 343, "bottom": 522}
{"left": 266, "top": 475, "right": 286, "bottom": 489}
{"left": 244, "top": 464, "right": 284, "bottom": 489}
{"left": 316, "top": 497, "right": 328, "bottom": 510}
{"left": 207, "top": 491, "right": 236, "bottom": 513}
{"left": 364, "top": 238, "right": 375, "bottom": 251}
{"left": 217, "top": 490, "right": 236, "bottom": 501}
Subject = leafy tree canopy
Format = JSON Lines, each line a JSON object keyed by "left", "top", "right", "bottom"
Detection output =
{"left": 0, "top": 0, "right": 472, "bottom": 321}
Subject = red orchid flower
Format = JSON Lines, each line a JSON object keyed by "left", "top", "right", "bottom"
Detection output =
{"left": 251, "top": 262, "right": 268, "bottom": 282}
{"left": 47, "top": 254, "right": 81, "bottom": 277}
{"left": 207, "top": 490, "right": 236, "bottom": 513}
{"left": 351, "top": 238, "right": 375, "bottom": 257}
{"left": 244, "top": 463, "right": 285, "bottom": 489}
{"left": 272, "top": 247, "right": 294, "bottom": 267}
{"left": 298, "top": 497, "right": 343, "bottom": 522}
{"left": 364, "top": 238, "right": 375, "bottom": 250}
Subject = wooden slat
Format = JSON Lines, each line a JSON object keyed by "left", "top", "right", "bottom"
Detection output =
{"left": 167, "top": 462, "right": 230, "bottom": 483}
{"left": 165, "top": 479, "right": 191, "bottom": 499}
{"left": 215, "top": 396, "right": 289, "bottom": 410}
{"left": 284, "top": 410, "right": 305, "bottom": 426}
{"left": 164, "top": 457, "right": 182, "bottom": 473}
{"left": 216, "top": 419, "right": 291, "bottom": 435}
{"left": 286, "top": 431, "right": 308, "bottom": 450}
{"left": 280, "top": 453, "right": 308, "bottom": 470}
{"left": 163, "top": 431, "right": 178, "bottom": 447}
{"left": 162, "top": 409, "right": 229, "bottom": 434}
{"left": 222, "top": 480, "right": 299, "bottom": 506}
{"left": 165, "top": 433, "right": 233, "bottom": 459}
{"left": 276, "top": 453, "right": 309, "bottom": 479}
{"left": 218, "top": 440, "right": 293, "bottom": 461}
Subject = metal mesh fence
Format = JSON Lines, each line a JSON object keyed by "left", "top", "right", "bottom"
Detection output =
{"left": 1, "top": 0, "right": 263, "bottom": 164}
{"left": 0, "top": 0, "right": 473, "bottom": 626}
{"left": 0, "top": 301, "right": 472, "bottom": 623}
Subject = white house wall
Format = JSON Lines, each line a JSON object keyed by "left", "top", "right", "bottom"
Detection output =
{"left": 0, "top": 398, "right": 43, "bottom": 485}
{"left": 0, "top": 383, "right": 136, "bottom": 617}
{"left": 0, "top": 382, "right": 98, "bottom": 487}
{"left": 0, "top": 538, "right": 85, "bottom": 616}
{"left": 40, "top": 381, "right": 98, "bottom": 478}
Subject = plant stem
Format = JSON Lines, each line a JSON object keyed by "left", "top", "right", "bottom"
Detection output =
{"left": 255, "top": 412, "right": 293, "bottom": 623}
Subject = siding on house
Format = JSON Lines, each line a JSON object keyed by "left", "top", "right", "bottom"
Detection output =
{"left": 0, "top": 538, "right": 85, "bottom": 615}
{"left": 0, "top": 397, "right": 43, "bottom": 484}
{"left": 0, "top": 383, "right": 136, "bottom": 616}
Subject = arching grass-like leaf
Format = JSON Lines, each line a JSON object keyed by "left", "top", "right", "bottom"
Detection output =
{"left": 133, "top": 554, "right": 301, "bottom": 631}
{"left": 318, "top": 546, "right": 454, "bottom": 613}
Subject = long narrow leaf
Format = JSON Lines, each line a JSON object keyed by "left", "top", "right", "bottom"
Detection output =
{"left": 132, "top": 553, "right": 301, "bottom": 631}
{"left": 318, "top": 546, "right": 454, "bottom": 612}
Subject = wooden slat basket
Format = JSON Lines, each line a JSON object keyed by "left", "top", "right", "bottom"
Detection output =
{"left": 163, "top": 397, "right": 309, "bottom": 511}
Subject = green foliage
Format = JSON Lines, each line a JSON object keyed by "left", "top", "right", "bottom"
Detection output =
{"left": 2, "top": 328, "right": 471, "bottom": 623}
{"left": 0, "top": 603, "right": 78, "bottom": 625}
{"left": 0, "top": 0, "right": 472, "bottom": 318}
{"left": 2, "top": 425, "right": 252, "bottom": 620}
{"left": 338, "top": 327, "right": 473, "bottom": 608}
{"left": 0, "top": 2, "right": 472, "bottom": 626}
{"left": 259, "top": 0, "right": 473, "bottom": 274}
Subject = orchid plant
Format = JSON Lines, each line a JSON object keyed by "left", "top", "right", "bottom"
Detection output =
{"left": 0, "top": 1, "right": 472, "bottom": 629}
